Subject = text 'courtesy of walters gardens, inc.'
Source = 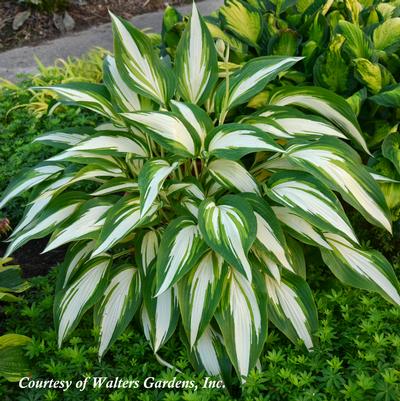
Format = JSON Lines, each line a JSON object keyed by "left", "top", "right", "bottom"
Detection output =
{"left": 18, "top": 376, "right": 225, "bottom": 392}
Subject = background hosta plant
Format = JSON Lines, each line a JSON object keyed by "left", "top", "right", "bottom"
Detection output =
{"left": 162, "top": 0, "right": 400, "bottom": 221}
{"left": 1, "top": 2, "right": 400, "bottom": 383}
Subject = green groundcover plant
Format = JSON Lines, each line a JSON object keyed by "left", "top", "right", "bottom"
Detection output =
{"left": 162, "top": 0, "right": 400, "bottom": 219}
{"left": 1, "top": 3, "right": 400, "bottom": 383}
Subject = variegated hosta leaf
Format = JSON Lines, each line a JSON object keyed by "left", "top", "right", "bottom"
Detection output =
{"left": 286, "top": 236, "right": 306, "bottom": 279}
{"left": 198, "top": 195, "right": 256, "bottom": 281}
{"left": 241, "top": 193, "right": 293, "bottom": 272}
{"left": 208, "top": 159, "right": 260, "bottom": 195}
{"left": 36, "top": 83, "right": 117, "bottom": 120}
{"left": 286, "top": 138, "right": 392, "bottom": 233}
{"left": 216, "top": 270, "right": 267, "bottom": 380}
{"left": 170, "top": 100, "right": 213, "bottom": 148}
{"left": 142, "top": 269, "right": 179, "bottom": 352}
{"left": 33, "top": 127, "right": 93, "bottom": 149}
{"left": 138, "top": 159, "right": 178, "bottom": 217}
{"left": 66, "top": 131, "right": 148, "bottom": 158}
{"left": 321, "top": 233, "right": 400, "bottom": 306}
{"left": 167, "top": 178, "right": 205, "bottom": 201}
{"left": 55, "top": 256, "right": 111, "bottom": 347}
{"left": 272, "top": 206, "right": 331, "bottom": 249}
{"left": 215, "top": 56, "right": 301, "bottom": 115}
{"left": 255, "top": 107, "right": 348, "bottom": 139}
{"left": 135, "top": 230, "right": 160, "bottom": 277}
{"left": 0, "top": 163, "right": 63, "bottom": 209}
{"left": 93, "top": 196, "right": 158, "bottom": 256}
{"left": 155, "top": 216, "right": 208, "bottom": 296}
{"left": 44, "top": 198, "right": 115, "bottom": 253}
{"left": 206, "top": 123, "right": 283, "bottom": 160}
{"left": 179, "top": 251, "right": 228, "bottom": 348}
{"left": 95, "top": 265, "right": 141, "bottom": 358}
{"left": 174, "top": 2, "right": 218, "bottom": 105}
{"left": 5, "top": 192, "right": 88, "bottom": 257}
{"left": 57, "top": 241, "right": 96, "bottom": 290}
{"left": 111, "top": 13, "right": 175, "bottom": 105}
{"left": 103, "top": 55, "right": 141, "bottom": 112}
{"left": 267, "top": 171, "right": 358, "bottom": 243}
{"left": 191, "top": 325, "right": 232, "bottom": 380}
{"left": 265, "top": 271, "right": 318, "bottom": 350}
{"left": 219, "top": 0, "right": 263, "bottom": 47}
{"left": 91, "top": 178, "right": 138, "bottom": 196}
{"left": 122, "top": 111, "right": 200, "bottom": 157}
{"left": 269, "top": 86, "right": 369, "bottom": 153}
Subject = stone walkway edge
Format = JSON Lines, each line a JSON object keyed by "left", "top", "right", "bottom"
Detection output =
{"left": 0, "top": 0, "right": 224, "bottom": 81}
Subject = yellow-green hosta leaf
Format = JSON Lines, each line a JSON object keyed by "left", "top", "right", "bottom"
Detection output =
{"left": 219, "top": 0, "right": 263, "bottom": 47}
{"left": 286, "top": 138, "right": 392, "bottom": 233}
{"left": 0, "top": 163, "right": 63, "bottom": 209}
{"left": 103, "top": 55, "right": 142, "bottom": 112}
{"left": 175, "top": 3, "right": 218, "bottom": 105}
{"left": 142, "top": 268, "right": 179, "bottom": 352}
{"left": 44, "top": 197, "right": 115, "bottom": 253}
{"left": 206, "top": 123, "right": 283, "bottom": 160}
{"left": 5, "top": 192, "right": 88, "bottom": 257}
{"left": 198, "top": 195, "right": 256, "bottom": 281}
{"left": 215, "top": 56, "right": 301, "bottom": 115}
{"left": 373, "top": 17, "right": 400, "bottom": 53}
{"left": 55, "top": 256, "right": 111, "bottom": 347}
{"left": 265, "top": 270, "right": 318, "bottom": 350}
{"left": 337, "top": 21, "right": 373, "bottom": 59}
{"left": 95, "top": 265, "right": 141, "bottom": 358}
{"left": 0, "top": 334, "right": 31, "bottom": 382}
{"left": 208, "top": 159, "right": 260, "bottom": 195}
{"left": 272, "top": 206, "right": 331, "bottom": 249}
{"left": 35, "top": 83, "right": 117, "bottom": 120}
{"left": 138, "top": 159, "right": 178, "bottom": 217}
{"left": 322, "top": 233, "right": 400, "bottom": 306}
{"left": 111, "top": 13, "right": 175, "bottom": 105}
{"left": 267, "top": 171, "right": 358, "bottom": 243}
{"left": 215, "top": 270, "right": 267, "bottom": 380}
{"left": 382, "top": 133, "right": 400, "bottom": 175}
{"left": 155, "top": 216, "right": 208, "bottom": 296}
{"left": 370, "top": 84, "right": 400, "bottom": 108}
{"left": 269, "top": 86, "right": 370, "bottom": 153}
{"left": 179, "top": 251, "right": 228, "bottom": 348}
{"left": 122, "top": 111, "right": 200, "bottom": 157}
{"left": 93, "top": 196, "right": 158, "bottom": 256}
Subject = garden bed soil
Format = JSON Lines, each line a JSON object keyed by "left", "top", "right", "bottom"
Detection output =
{"left": 0, "top": 0, "right": 191, "bottom": 52}
{"left": 0, "top": 238, "right": 66, "bottom": 278}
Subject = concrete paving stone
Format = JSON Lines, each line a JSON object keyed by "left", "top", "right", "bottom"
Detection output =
{"left": 0, "top": 0, "right": 224, "bottom": 81}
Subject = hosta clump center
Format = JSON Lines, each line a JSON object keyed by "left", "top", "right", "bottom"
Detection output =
{"left": 2, "top": 3, "right": 400, "bottom": 383}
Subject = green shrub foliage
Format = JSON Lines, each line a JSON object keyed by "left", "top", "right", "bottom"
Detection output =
{"left": 1, "top": 3, "right": 400, "bottom": 383}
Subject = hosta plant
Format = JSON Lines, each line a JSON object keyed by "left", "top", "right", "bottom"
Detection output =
{"left": 1, "top": 3, "right": 400, "bottom": 383}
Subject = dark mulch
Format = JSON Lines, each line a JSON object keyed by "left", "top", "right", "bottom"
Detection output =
{"left": 0, "top": 238, "right": 66, "bottom": 278}
{"left": 0, "top": 0, "right": 191, "bottom": 52}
